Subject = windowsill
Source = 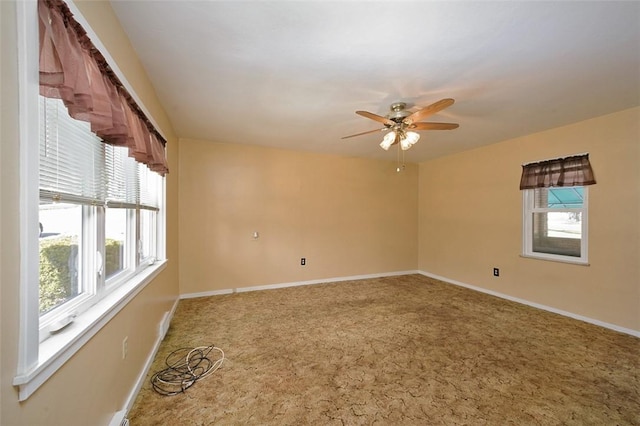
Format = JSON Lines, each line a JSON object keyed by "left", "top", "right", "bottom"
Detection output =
{"left": 520, "top": 253, "right": 590, "bottom": 266}
{"left": 13, "top": 260, "right": 167, "bottom": 401}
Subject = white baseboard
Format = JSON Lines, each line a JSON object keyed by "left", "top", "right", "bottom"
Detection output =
{"left": 180, "top": 270, "right": 420, "bottom": 300}
{"left": 180, "top": 288, "right": 234, "bottom": 299}
{"left": 108, "top": 297, "right": 180, "bottom": 426}
{"left": 419, "top": 270, "right": 640, "bottom": 338}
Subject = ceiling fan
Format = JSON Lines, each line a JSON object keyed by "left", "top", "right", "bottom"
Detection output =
{"left": 342, "top": 98, "right": 459, "bottom": 151}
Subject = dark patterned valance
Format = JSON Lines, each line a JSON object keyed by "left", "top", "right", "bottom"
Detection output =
{"left": 520, "top": 153, "right": 596, "bottom": 190}
{"left": 38, "top": 0, "right": 168, "bottom": 175}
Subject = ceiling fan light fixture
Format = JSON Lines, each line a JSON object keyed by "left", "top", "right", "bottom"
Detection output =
{"left": 380, "top": 131, "right": 396, "bottom": 150}
{"left": 344, "top": 99, "right": 458, "bottom": 154}
{"left": 400, "top": 131, "right": 420, "bottom": 150}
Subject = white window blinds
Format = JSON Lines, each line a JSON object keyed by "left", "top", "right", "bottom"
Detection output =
{"left": 39, "top": 96, "right": 106, "bottom": 204}
{"left": 39, "top": 96, "right": 161, "bottom": 210}
{"left": 105, "top": 143, "right": 139, "bottom": 208}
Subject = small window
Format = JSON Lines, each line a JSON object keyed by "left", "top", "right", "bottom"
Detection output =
{"left": 522, "top": 186, "right": 588, "bottom": 263}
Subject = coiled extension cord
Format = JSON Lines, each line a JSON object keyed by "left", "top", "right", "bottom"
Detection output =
{"left": 150, "top": 345, "right": 225, "bottom": 396}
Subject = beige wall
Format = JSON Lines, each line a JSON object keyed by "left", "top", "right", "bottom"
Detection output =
{"left": 178, "top": 139, "right": 419, "bottom": 294}
{"left": 419, "top": 107, "right": 640, "bottom": 331}
{"left": 1, "top": 1, "right": 179, "bottom": 425}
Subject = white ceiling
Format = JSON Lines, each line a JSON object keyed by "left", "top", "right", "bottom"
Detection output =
{"left": 109, "top": 1, "right": 640, "bottom": 163}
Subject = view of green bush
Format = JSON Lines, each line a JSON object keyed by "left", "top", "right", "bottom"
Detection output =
{"left": 39, "top": 236, "right": 123, "bottom": 314}
{"left": 105, "top": 239, "right": 124, "bottom": 279}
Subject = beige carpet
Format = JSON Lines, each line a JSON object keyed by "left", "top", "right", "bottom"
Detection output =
{"left": 128, "top": 275, "right": 640, "bottom": 425}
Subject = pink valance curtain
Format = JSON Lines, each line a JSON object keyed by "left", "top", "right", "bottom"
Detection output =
{"left": 38, "top": 0, "right": 168, "bottom": 175}
{"left": 519, "top": 154, "right": 596, "bottom": 190}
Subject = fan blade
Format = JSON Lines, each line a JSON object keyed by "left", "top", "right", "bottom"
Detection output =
{"left": 356, "top": 111, "right": 395, "bottom": 126}
{"left": 403, "top": 98, "right": 455, "bottom": 125}
{"left": 410, "top": 122, "right": 459, "bottom": 130}
{"left": 341, "top": 128, "right": 388, "bottom": 139}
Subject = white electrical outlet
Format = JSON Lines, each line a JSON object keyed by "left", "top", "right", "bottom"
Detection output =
{"left": 122, "top": 336, "right": 128, "bottom": 359}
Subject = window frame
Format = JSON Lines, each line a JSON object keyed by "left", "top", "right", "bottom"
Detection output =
{"left": 37, "top": 98, "right": 164, "bottom": 336}
{"left": 13, "top": 0, "right": 167, "bottom": 401}
{"left": 522, "top": 186, "right": 589, "bottom": 265}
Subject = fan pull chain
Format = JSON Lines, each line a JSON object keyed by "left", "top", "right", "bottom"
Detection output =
{"left": 396, "top": 143, "right": 405, "bottom": 173}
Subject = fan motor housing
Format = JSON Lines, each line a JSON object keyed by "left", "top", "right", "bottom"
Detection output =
{"left": 387, "top": 102, "right": 411, "bottom": 122}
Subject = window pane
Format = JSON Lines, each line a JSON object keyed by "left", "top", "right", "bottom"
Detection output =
{"left": 532, "top": 212, "right": 581, "bottom": 257}
{"left": 139, "top": 163, "right": 160, "bottom": 208}
{"left": 39, "top": 203, "right": 83, "bottom": 315}
{"left": 534, "top": 187, "right": 584, "bottom": 209}
{"left": 140, "top": 209, "right": 156, "bottom": 261}
{"left": 105, "top": 208, "right": 128, "bottom": 280}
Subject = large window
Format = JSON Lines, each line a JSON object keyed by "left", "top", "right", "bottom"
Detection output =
{"left": 14, "top": 0, "right": 167, "bottom": 401}
{"left": 38, "top": 96, "right": 163, "bottom": 339}
{"left": 522, "top": 186, "right": 588, "bottom": 263}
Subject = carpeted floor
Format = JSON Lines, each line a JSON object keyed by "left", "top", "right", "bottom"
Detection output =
{"left": 128, "top": 275, "right": 640, "bottom": 425}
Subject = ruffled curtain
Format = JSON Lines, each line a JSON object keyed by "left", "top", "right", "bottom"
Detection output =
{"left": 519, "top": 154, "right": 596, "bottom": 190}
{"left": 38, "top": 0, "right": 168, "bottom": 175}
